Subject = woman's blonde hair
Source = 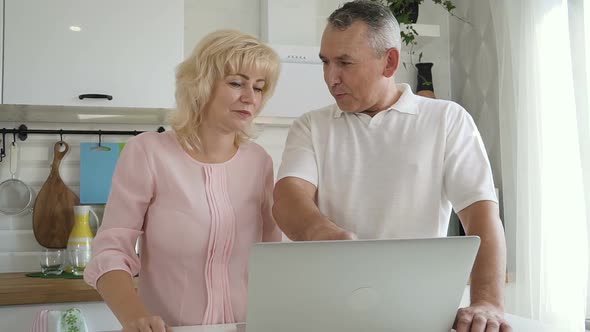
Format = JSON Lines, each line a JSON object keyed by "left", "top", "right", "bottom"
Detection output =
{"left": 170, "top": 29, "right": 280, "bottom": 151}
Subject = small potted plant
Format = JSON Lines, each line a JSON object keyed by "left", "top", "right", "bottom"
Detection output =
{"left": 371, "top": 0, "right": 467, "bottom": 98}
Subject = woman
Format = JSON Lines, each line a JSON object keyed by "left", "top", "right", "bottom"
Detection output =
{"left": 84, "top": 30, "right": 282, "bottom": 331}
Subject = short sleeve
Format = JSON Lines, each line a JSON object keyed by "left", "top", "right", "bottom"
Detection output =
{"left": 443, "top": 106, "right": 497, "bottom": 212}
{"left": 276, "top": 113, "right": 319, "bottom": 186}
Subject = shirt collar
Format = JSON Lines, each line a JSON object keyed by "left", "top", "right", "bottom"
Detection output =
{"left": 333, "top": 83, "right": 420, "bottom": 118}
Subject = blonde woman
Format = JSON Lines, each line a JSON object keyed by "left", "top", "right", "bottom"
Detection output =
{"left": 84, "top": 30, "right": 282, "bottom": 331}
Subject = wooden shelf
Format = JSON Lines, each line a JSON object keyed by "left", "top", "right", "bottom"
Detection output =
{"left": 0, "top": 272, "right": 139, "bottom": 306}
{"left": 0, "top": 273, "right": 102, "bottom": 305}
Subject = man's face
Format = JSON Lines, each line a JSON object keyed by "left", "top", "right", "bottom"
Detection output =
{"left": 319, "top": 21, "right": 389, "bottom": 113}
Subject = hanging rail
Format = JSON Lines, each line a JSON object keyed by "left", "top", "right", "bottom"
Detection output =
{"left": 0, "top": 124, "right": 166, "bottom": 162}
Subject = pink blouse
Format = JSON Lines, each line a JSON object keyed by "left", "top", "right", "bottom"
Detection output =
{"left": 84, "top": 131, "right": 282, "bottom": 327}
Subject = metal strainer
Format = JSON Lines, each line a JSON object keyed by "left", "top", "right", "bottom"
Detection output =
{"left": 0, "top": 142, "right": 33, "bottom": 215}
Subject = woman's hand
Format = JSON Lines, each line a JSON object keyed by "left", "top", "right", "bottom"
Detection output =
{"left": 96, "top": 271, "right": 170, "bottom": 332}
{"left": 122, "top": 315, "right": 172, "bottom": 332}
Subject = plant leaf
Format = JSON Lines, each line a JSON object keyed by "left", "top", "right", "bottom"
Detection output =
{"left": 400, "top": 31, "right": 415, "bottom": 46}
{"left": 443, "top": 0, "right": 456, "bottom": 11}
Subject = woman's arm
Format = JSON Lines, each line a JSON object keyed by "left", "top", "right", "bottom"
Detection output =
{"left": 97, "top": 271, "right": 170, "bottom": 332}
{"left": 84, "top": 135, "right": 167, "bottom": 331}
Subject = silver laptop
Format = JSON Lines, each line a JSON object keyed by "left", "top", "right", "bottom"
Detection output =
{"left": 244, "top": 236, "right": 480, "bottom": 332}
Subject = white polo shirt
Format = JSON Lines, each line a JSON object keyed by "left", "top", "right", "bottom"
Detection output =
{"left": 277, "top": 83, "right": 497, "bottom": 239}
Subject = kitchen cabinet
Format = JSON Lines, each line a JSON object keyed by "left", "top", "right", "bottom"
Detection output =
{"left": 0, "top": 0, "right": 3, "bottom": 103}
{"left": 0, "top": 302, "right": 121, "bottom": 332}
{"left": 3, "top": 0, "right": 183, "bottom": 109}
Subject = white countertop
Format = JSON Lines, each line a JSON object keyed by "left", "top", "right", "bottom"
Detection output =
{"left": 102, "top": 314, "right": 567, "bottom": 332}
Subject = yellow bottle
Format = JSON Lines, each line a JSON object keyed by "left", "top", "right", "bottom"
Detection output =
{"left": 67, "top": 205, "right": 98, "bottom": 275}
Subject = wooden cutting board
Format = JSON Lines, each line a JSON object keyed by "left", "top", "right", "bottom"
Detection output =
{"left": 33, "top": 142, "right": 80, "bottom": 249}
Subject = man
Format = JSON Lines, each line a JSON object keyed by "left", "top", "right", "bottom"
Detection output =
{"left": 272, "top": 1, "right": 511, "bottom": 332}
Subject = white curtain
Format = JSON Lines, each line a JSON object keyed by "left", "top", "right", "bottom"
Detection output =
{"left": 491, "top": 0, "right": 589, "bottom": 330}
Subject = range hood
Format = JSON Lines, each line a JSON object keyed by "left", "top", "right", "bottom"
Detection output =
{"left": 258, "top": 0, "right": 336, "bottom": 118}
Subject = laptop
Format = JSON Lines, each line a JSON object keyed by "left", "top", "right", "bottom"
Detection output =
{"left": 244, "top": 236, "right": 480, "bottom": 332}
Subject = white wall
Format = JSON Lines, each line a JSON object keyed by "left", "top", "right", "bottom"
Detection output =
{"left": 448, "top": 0, "right": 510, "bottom": 271}
{"left": 449, "top": 0, "right": 502, "bottom": 193}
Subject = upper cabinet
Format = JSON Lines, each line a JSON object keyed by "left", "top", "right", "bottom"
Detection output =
{"left": 0, "top": 0, "right": 4, "bottom": 104}
{"left": 3, "top": 0, "right": 183, "bottom": 108}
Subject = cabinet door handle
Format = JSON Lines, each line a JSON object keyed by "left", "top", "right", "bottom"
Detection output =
{"left": 78, "top": 94, "right": 113, "bottom": 100}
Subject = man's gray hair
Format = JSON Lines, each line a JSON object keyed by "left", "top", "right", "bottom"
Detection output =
{"left": 327, "top": 0, "right": 401, "bottom": 57}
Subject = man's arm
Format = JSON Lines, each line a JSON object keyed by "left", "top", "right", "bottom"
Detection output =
{"left": 455, "top": 200, "right": 511, "bottom": 332}
{"left": 458, "top": 200, "right": 506, "bottom": 308}
{"left": 273, "top": 176, "right": 356, "bottom": 241}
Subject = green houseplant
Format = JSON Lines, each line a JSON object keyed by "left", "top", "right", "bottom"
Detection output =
{"left": 371, "top": 0, "right": 467, "bottom": 96}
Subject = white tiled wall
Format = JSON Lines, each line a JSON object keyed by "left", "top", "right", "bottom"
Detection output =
{"left": 0, "top": 120, "right": 289, "bottom": 273}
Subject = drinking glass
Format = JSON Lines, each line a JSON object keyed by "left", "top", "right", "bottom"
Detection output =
{"left": 68, "top": 247, "right": 92, "bottom": 276}
{"left": 39, "top": 249, "right": 66, "bottom": 276}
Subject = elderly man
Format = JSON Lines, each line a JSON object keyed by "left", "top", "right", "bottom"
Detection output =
{"left": 272, "top": 1, "right": 511, "bottom": 332}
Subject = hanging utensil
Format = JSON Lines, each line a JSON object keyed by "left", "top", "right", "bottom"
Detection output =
{"left": 33, "top": 141, "right": 80, "bottom": 249}
{"left": 0, "top": 135, "right": 34, "bottom": 215}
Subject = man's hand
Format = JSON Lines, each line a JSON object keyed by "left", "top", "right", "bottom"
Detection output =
{"left": 453, "top": 302, "right": 512, "bottom": 332}
{"left": 306, "top": 221, "right": 357, "bottom": 241}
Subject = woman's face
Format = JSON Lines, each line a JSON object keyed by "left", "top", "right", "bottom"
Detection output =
{"left": 202, "top": 68, "right": 266, "bottom": 134}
